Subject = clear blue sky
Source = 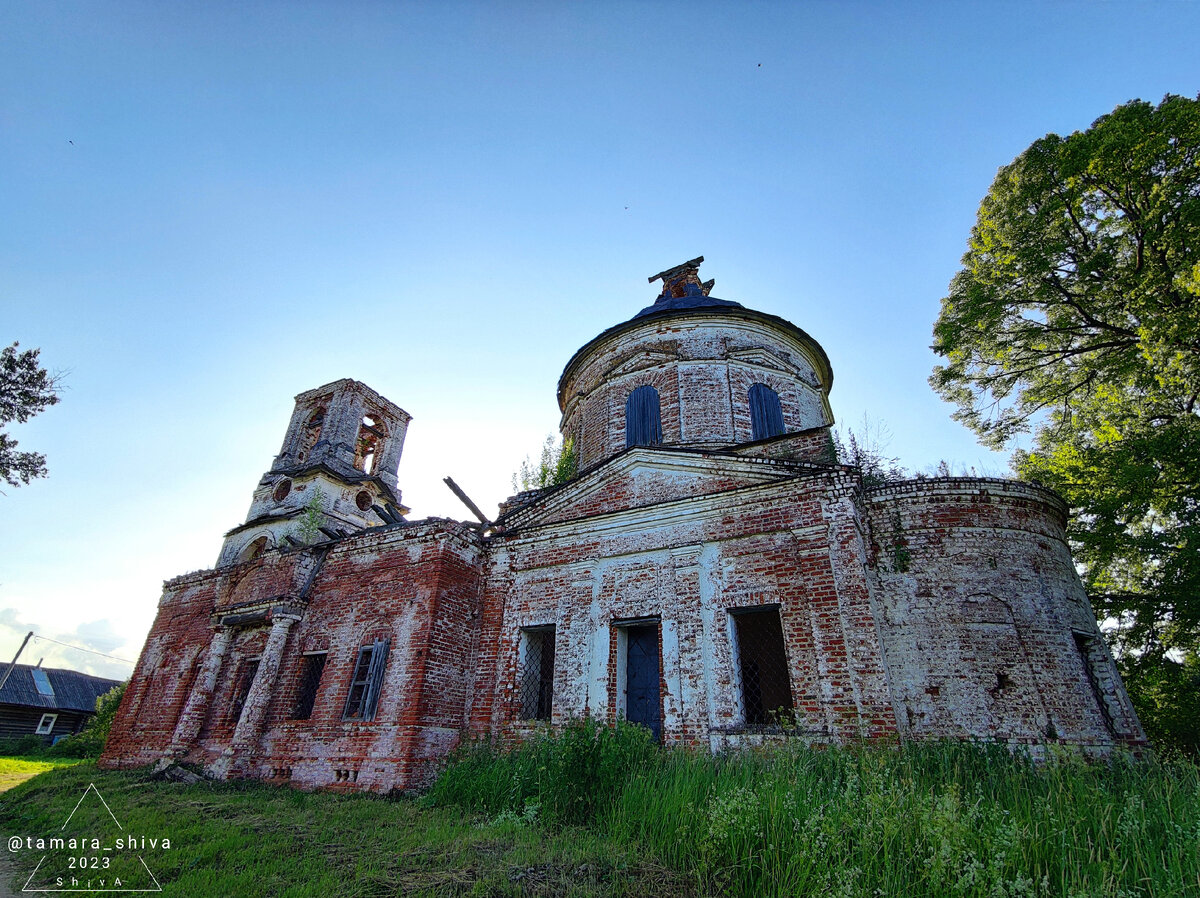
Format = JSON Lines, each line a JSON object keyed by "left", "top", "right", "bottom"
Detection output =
{"left": 3, "top": 1, "right": 1198, "bottom": 680}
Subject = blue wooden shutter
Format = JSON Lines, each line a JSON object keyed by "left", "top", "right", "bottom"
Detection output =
{"left": 625, "top": 385, "right": 662, "bottom": 448}
{"left": 749, "top": 384, "right": 785, "bottom": 441}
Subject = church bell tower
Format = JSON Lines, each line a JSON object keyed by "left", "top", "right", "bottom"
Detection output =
{"left": 217, "top": 379, "right": 412, "bottom": 567}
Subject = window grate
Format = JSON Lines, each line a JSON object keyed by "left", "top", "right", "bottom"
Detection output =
{"left": 732, "top": 608, "right": 794, "bottom": 726}
{"left": 518, "top": 627, "right": 555, "bottom": 720}
{"left": 291, "top": 653, "right": 327, "bottom": 720}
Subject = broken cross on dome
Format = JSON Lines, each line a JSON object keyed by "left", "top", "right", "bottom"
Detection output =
{"left": 648, "top": 256, "right": 715, "bottom": 299}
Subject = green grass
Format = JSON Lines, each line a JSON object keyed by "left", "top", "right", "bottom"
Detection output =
{"left": 0, "top": 756, "right": 84, "bottom": 792}
{"left": 0, "top": 759, "right": 693, "bottom": 897}
{"left": 428, "top": 725, "right": 1200, "bottom": 898}
{"left": 4, "top": 734, "right": 1197, "bottom": 897}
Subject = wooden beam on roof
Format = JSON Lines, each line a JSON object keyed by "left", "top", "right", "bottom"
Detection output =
{"left": 443, "top": 477, "right": 490, "bottom": 525}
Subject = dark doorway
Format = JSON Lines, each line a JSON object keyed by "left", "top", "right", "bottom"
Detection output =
{"left": 625, "top": 624, "right": 661, "bottom": 742}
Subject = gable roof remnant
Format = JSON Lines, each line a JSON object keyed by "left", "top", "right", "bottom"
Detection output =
{"left": 493, "top": 441, "right": 843, "bottom": 534}
{"left": 0, "top": 664, "right": 123, "bottom": 713}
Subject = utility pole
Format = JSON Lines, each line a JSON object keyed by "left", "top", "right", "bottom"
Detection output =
{"left": 0, "top": 631, "right": 33, "bottom": 692}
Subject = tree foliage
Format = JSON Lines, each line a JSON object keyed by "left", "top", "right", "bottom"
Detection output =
{"left": 931, "top": 94, "right": 1200, "bottom": 753}
{"left": 47, "top": 682, "right": 128, "bottom": 758}
{"left": 0, "top": 342, "right": 62, "bottom": 488}
{"left": 931, "top": 94, "right": 1200, "bottom": 447}
{"left": 512, "top": 434, "right": 578, "bottom": 493}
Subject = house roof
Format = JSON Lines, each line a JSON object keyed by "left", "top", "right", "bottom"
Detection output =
{"left": 0, "top": 664, "right": 123, "bottom": 713}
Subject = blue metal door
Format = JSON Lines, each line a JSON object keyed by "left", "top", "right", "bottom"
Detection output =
{"left": 625, "top": 625, "right": 661, "bottom": 742}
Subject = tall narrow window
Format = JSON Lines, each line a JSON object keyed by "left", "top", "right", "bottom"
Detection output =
{"left": 748, "top": 384, "right": 785, "bottom": 441}
{"left": 518, "top": 626, "right": 555, "bottom": 720}
{"left": 355, "top": 415, "right": 386, "bottom": 475}
{"left": 298, "top": 407, "right": 325, "bottom": 462}
{"left": 291, "top": 652, "right": 328, "bottom": 720}
{"left": 625, "top": 385, "right": 663, "bottom": 448}
{"left": 229, "top": 659, "right": 260, "bottom": 724}
{"left": 731, "top": 607, "right": 794, "bottom": 726}
{"left": 343, "top": 638, "right": 390, "bottom": 721}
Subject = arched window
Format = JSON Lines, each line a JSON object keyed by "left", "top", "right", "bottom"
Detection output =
{"left": 239, "top": 535, "right": 271, "bottom": 563}
{"left": 625, "top": 385, "right": 663, "bottom": 448}
{"left": 749, "top": 384, "right": 785, "bottom": 441}
{"left": 298, "top": 407, "right": 325, "bottom": 462}
{"left": 354, "top": 414, "right": 386, "bottom": 475}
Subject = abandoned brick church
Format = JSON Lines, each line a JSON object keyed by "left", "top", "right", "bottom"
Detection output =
{"left": 101, "top": 258, "right": 1146, "bottom": 790}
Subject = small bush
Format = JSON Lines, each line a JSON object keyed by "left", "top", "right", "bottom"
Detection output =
{"left": 0, "top": 734, "right": 48, "bottom": 757}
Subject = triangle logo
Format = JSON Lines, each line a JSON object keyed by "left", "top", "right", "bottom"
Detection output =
{"left": 18, "top": 783, "right": 164, "bottom": 893}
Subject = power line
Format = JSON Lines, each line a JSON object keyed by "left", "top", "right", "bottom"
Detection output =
{"left": 30, "top": 634, "right": 135, "bottom": 666}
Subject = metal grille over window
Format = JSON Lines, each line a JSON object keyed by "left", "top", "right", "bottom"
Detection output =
{"left": 229, "top": 660, "right": 260, "bottom": 724}
{"left": 518, "top": 626, "right": 555, "bottom": 720}
{"left": 625, "top": 385, "right": 663, "bottom": 448}
{"left": 291, "top": 653, "right": 327, "bottom": 720}
{"left": 343, "top": 638, "right": 390, "bottom": 721}
{"left": 732, "top": 607, "right": 794, "bottom": 726}
{"left": 748, "top": 383, "right": 785, "bottom": 441}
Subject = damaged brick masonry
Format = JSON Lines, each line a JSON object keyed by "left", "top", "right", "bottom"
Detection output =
{"left": 101, "top": 258, "right": 1146, "bottom": 792}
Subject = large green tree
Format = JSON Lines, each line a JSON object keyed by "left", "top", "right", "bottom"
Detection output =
{"left": 930, "top": 94, "right": 1200, "bottom": 753}
{"left": 0, "top": 342, "right": 61, "bottom": 488}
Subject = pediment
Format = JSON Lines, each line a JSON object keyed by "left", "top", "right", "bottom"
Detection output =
{"left": 727, "top": 347, "right": 819, "bottom": 386}
{"left": 605, "top": 349, "right": 676, "bottom": 379}
{"left": 500, "top": 449, "right": 801, "bottom": 531}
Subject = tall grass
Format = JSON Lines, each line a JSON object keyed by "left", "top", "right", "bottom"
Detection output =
{"left": 428, "top": 717, "right": 656, "bottom": 825}
{"left": 428, "top": 723, "right": 1200, "bottom": 897}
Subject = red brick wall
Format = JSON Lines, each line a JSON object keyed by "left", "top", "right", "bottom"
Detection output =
{"left": 103, "top": 521, "right": 483, "bottom": 793}
{"left": 101, "top": 571, "right": 224, "bottom": 769}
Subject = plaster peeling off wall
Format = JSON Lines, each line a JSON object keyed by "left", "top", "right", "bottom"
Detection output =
{"left": 865, "top": 478, "right": 1145, "bottom": 751}
{"left": 476, "top": 472, "right": 897, "bottom": 750}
